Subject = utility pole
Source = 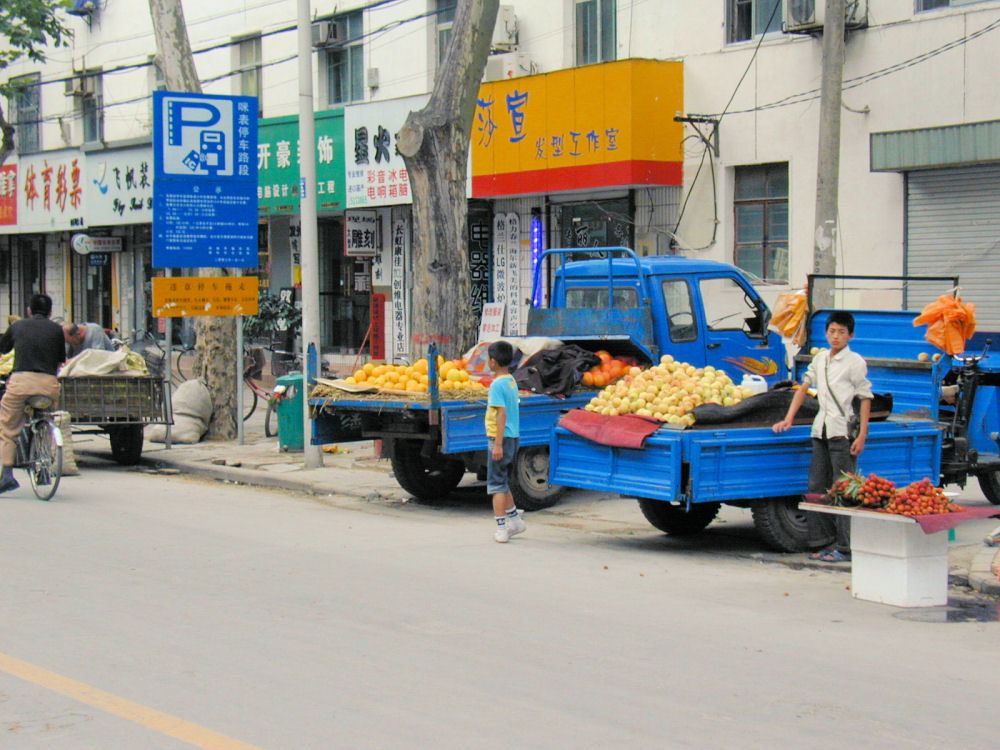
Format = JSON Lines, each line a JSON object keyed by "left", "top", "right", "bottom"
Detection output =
{"left": 812, "top": 0, "right": 846, "bottom": 307}
{"left": 297, "top": 0, "right": 323, "bottom": 468}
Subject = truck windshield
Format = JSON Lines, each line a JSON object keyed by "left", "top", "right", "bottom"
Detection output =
{"left": 700, "top": 276, "right": 762, "bottom": 334}
{"left": 565, "top": 286, "right": 638, "bottom": 309}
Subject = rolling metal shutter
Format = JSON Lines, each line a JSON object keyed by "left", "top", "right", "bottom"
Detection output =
{"left": 906, "top": 165, "right": 1000, "bottom": 329}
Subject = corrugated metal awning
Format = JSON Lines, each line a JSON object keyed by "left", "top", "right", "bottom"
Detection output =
{"left": 871, "top": 120, "right": 1000, "bottom": 172}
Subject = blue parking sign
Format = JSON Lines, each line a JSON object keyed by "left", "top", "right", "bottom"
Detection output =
{"left": 152, "top": 91, "right": 258, "bottom": 268}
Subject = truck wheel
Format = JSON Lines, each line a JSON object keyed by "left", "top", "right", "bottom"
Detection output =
{"left": 389, "top": 438, "right": 466, "bottom": 500}
{"left": 509, "top": 446, "right": 565, "bottom": 511}
{"left": 107, "top": 425, "right": 145, "bottom": 466}
{"left": 976, "top": 471, "right": 1000, "bottom": 505}
{"left": 751, "top": 497, "right": 832, "bottom": 552}
{"left": 637, "top": 499, "right": 719, "bottom": 535}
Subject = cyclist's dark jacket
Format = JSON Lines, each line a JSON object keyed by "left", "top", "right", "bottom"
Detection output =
{"left": 0, "top": 315, "right": 65, "bottom": 375}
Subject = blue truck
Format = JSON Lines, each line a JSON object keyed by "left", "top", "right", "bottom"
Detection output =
{"left": 310, "top": 247, "right": 787, "bottom": 511}
{"left": 547, "top": 268, "right": 1000, "bottom": 551}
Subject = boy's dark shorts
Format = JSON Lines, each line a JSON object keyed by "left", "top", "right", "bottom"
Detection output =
{"left": 487, "top": 436, "right": 519, "bottom": 494}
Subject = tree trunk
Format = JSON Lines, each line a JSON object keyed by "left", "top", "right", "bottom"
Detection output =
{"left": 397, "top": 0, "right": 499, "bottom": 360}
{"left": 148, "top": 0, "right": 237, "bottom": 438}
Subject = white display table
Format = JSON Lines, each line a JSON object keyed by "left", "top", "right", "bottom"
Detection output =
{"left": 799, "top": 503, "right": 948, "bottom": 607}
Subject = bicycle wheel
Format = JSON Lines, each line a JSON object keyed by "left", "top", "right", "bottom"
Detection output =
{"left": 176, "top": 348, "right": 197, "bottom": 381}
{"left": 242, "top": 380, "right": 259, "bottom": 422}
{"left": 28, "top": 420, "right": 63, "bottom": 501}
{"left": 264, "top": 400, "right": 278, "bottom": 437}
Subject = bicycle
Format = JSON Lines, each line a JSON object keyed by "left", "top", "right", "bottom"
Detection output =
{"left": 114, "top": 330, "right": 187, "bottom": 389}
{"left": 242, "top": 346, "right": 327, "bottom": 436}
{"left": 11, "top": 394, "right": 64, "bottom": 501}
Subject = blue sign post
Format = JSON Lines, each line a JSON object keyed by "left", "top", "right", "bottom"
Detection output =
{"left": 152, "top": 92, "right": 259, "bottom": 268}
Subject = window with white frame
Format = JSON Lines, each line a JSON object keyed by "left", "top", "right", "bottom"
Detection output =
{"left": 326, "top": 12, "right": 364, "bottom": 105}
{"left": 10, "top": 73, "right": 41, "bottom": 154}
{"left": 916, "top": 0, "right": 988, "bottom": 9}
{"left": 79, "top": 71, "right": 103, "bottom": 144}
{"left": 237, "top": 35, "right": 263, "bottom": 115}
{"left": 575, "top": 0, "right": 616, "bottom": 66}
{"left": 728, "top": 0, "right": 783, "bottom": 44}
{"left": 733, "top": 163, "right": 788, "bottom": 283}
{"left": 436, "top": 1, "right": 456, "bottom": 67}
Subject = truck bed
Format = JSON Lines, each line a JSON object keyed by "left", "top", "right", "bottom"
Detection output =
{"left": 549, "top": 417, "right": 943, "bottom": 504}
{"left": 311, "top": 390, "right": 592, "bottom": 453}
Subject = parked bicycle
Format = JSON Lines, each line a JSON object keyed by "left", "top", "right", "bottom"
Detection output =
{"left": 112, "top": 330, "right": 188, "bottom": 389}
{"left": 242, "top": 345, "right": 328, "bottom": 436}
{"left": 11, "top": 393, "right": 64, "bottom": 501}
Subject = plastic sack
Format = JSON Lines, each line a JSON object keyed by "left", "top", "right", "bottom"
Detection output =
{"left": 769, "top": 288, "right": 808, "bottom": 347}
{"left": 912, "top": 294, "right": 977, "bottom": 356}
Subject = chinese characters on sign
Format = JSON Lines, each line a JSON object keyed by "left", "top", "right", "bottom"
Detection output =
{"left": 491, "top": 213, "right": 524, "bottom": 336}
{"left": 370, "top": 292, "right": 386, "bottom": 360}
{"left": 390, "top": 216, "right": 409, "bottom": 359}
{"left": 478, "top": 303, "right": 505, "bottom": 342}
{"left": 87, "top": 147, "right": 154, "bottom": 226}
{"left": 257, "top": 110, "right": 344, "bottom": 214}
{"left": 345, "top": 210, "right": 378, "bottom": 257}
{"left": 344, "top": 95, "right": 428, "bottom": 208}
{"left": 153, "top": 92, "right": 258, "bottom": 268}
{"left": 12, "top": 150, "right": 85, "bottom": 232}
{"left": 0, "top": 165, "right": 16, "bottom": 226}
{"left": 151, "top": 275, "right": 260, "bottom": 317}
{"left": 471, "top": 60, "right": 684, "bottom": 197}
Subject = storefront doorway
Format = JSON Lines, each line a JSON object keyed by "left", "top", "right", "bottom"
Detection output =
{"left": 318, "top": 219, "right": 371, "bottom": 352}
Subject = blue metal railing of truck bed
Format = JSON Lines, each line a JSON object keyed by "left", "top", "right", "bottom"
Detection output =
{"left": 549, "top": 419, "right": 942, "bottom": 505}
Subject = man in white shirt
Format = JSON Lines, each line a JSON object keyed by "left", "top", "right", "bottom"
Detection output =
{"left": 773, "top": 310, "right": 873, "bottom": 562}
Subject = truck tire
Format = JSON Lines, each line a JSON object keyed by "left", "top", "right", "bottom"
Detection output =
{"left": 389, "top": 438, "right": 466, "bottom": 500}
{"left": 509, "top": 446, "right": 565, "bottom": 511}
{"left": 751, "top": 497, "right": 832, "bottom": 553}
{"left": 637, "top": 499, "right": 719, "bottom": 535}
{"left": 976, "top": 470, "right": 1000, "bottom": 505}
{"left": 107, "top": 425, "right": 145, "bottom": 466}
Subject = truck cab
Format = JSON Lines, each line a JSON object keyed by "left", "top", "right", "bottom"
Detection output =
{"left": 527, "top": 248, "right": 786, "bottom": 384}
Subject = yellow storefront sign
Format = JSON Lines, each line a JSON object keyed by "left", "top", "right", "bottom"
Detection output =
{"left": 152, "top": 276, "right": 259, "bottom": 317}
{"left": 472, "top": 59, "right": 684, "bottom": 197}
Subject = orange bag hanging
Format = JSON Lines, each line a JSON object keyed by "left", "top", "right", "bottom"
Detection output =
{"left": 913, "top": 293, "right": 977, "bottom": 356}
{"left": 769, "top": 288, "right": 808, "bottom": 345}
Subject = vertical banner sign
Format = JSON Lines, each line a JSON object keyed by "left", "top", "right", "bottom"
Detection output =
{"left": 152, "top": 91, "right": 259, "bottom": 268}
{"left": 0, "top": 165, "right": 16, "bottom": 226}
{"left": 390, "top": 217, "right": 409, "bottom": 359}
{"left": 492, "top": 213, "right": 508, "bottom": 326}
{"left": 372, "top": 219, "right": 390, "bottom": 286}
{"left": 506, "top": 212, "right": 522, "bottom": 335}
{"left": 370, "top": 292, "right": 386, "bottom": 360}
{"left": 344, "top": 210, "right": 378, "bottom": 256}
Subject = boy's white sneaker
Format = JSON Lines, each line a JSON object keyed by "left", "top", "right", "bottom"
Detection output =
{"left": 506, "top": 512, "right": 526, "bottom": 537}
{"left": 494, "top": 525, "right": 510, "bottom": 543}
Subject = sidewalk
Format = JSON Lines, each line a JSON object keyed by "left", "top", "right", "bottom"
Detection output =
{"left": 70, "top": 409, "right": 1000, "bottom": 596}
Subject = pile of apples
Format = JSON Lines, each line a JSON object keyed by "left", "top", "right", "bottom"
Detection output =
{"left": 581, "top": 351, "right": 640, "bottom": 387}
{"left": 583, "top": 355, "right": 754, "bottom": 426}
{"left": 345, "top": 356, "right": 487, "bottom": 394}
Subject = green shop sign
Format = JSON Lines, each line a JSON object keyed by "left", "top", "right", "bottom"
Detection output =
{"left": 257, "top": 109, "right": 345, "bottom": 214}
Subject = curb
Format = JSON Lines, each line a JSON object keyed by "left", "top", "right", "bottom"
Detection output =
{"left": 968, "top": 546, "right": 1000, "bottom": 595}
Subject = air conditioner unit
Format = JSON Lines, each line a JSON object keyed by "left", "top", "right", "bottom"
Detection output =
{"left": 491, "top": 5, "right": 518, "bottom": 52}
{"left": 784, "top": 0, "right": 867, "bottom": 34}
{"left": 312, "top": 19, "right": 347, "bottom": 47}
{"left": 64, "top": 75, "right": 95, "bottom": 97}
{"left": 483, "top": 52, "right": 533, "bottom": 83}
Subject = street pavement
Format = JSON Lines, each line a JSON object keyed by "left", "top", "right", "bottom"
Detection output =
{"left": 68, "top": 406, "right": 1000, "bottom": 597}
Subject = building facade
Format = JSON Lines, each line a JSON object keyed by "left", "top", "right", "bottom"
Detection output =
{"left": 2, "top": 0, "right": 999, "bottom": 354}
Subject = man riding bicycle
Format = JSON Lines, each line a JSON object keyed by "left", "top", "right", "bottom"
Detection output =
{"left": 0, "top": 294, "right": 65, "bottom": 493}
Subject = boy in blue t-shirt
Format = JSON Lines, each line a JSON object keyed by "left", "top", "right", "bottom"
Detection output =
{"left": 485, "top": 340, "right": 525, "bottom": 543}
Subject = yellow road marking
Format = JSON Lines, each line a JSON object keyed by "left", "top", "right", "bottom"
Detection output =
{"left": 0, "top": 651, "right": 266, "bottom": 750}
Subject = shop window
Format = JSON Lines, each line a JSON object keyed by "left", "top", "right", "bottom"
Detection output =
{"left": 236, "top": 35, "right": 263, "bottom": 115}
{"left": 436, "top": 1, "right": 456, "bottom": 67}
{"left": 575, "top": 0, "right": 616, "bottom": 66}
{"left": 10, "top": 73, "right": 41, "bottom": 154}
{"left": 326, "top": 12, "right": 364, "bottom": 104}
{"left": 728, "top": 0, "right": 782, "bottom": 43}
{"left": 733, "top": 162, "right": 788, "bottom": 283}
{"left": 79, "top": 71, "right": 104, "bottom": 144}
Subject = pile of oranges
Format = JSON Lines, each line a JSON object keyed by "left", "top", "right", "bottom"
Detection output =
{"left": 344, "top": 356, "right": 487, "bottom": 394}
{"left": 581, "top": 350, "right": 640, "bottom": 388}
